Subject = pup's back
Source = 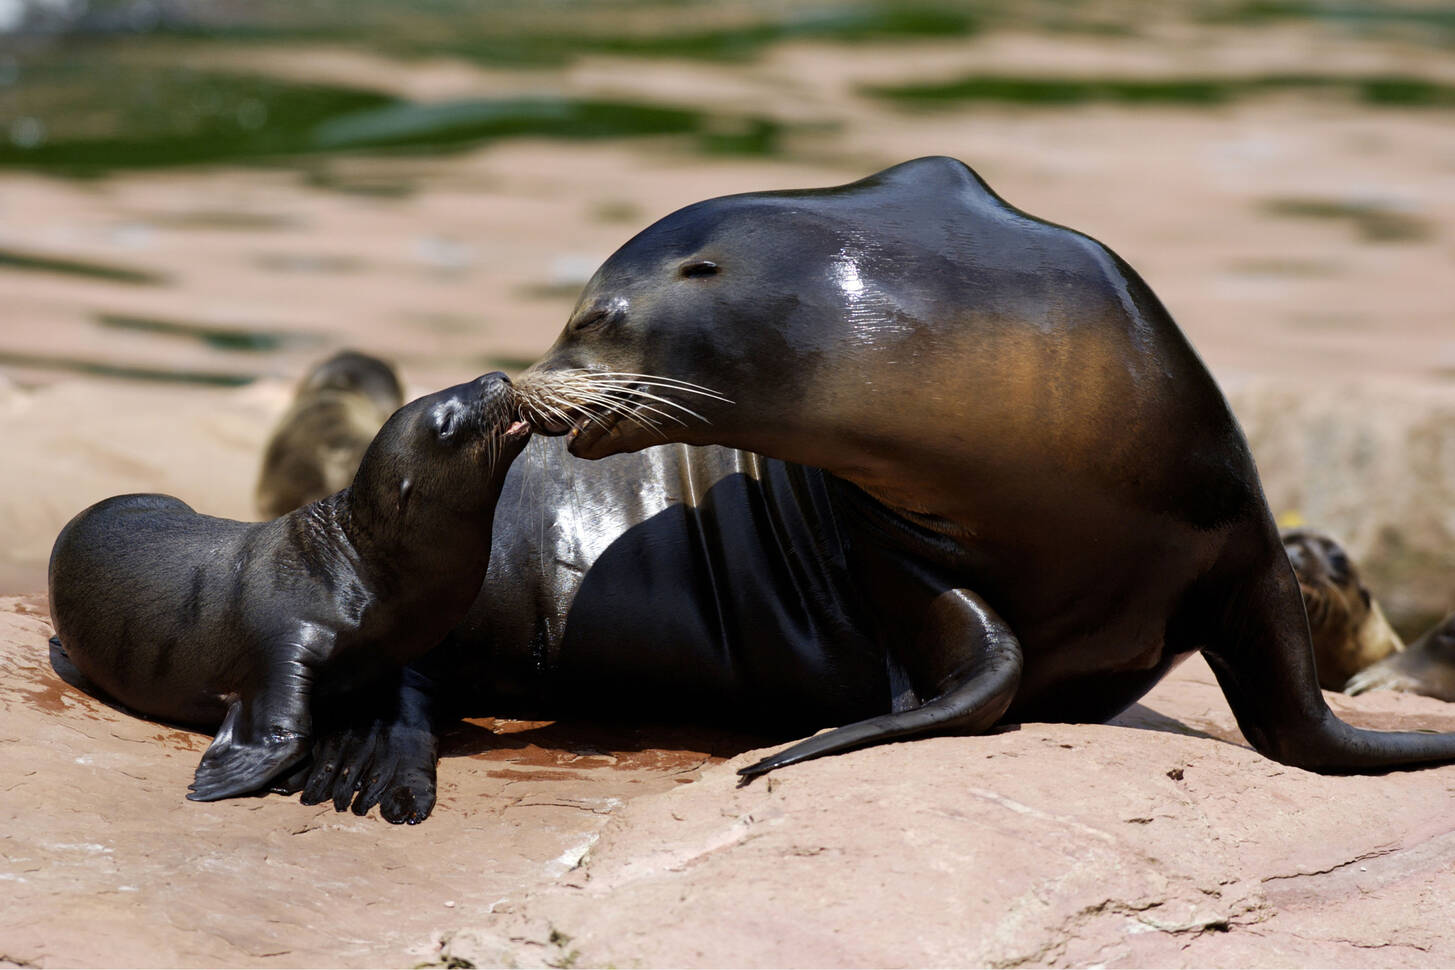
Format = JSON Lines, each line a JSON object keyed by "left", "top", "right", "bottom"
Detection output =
{"left": 49, "top": 494, "right": 251, "bottom": 725}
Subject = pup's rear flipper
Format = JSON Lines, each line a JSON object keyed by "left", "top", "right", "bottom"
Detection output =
{"left": 188, "top": 697, "right": 309, "bottom": 801}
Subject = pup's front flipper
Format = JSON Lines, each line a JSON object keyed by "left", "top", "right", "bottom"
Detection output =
{"left": 188, "top": 658, "right": 313, "bottom": 801}
{"left": 300, "top": 668, "right": 438, "bottom": 824}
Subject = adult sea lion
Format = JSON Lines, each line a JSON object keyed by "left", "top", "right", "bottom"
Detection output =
{"left": 1282, "top": 529, "right": 1403, "bottom": 691}
{"left": 1347, "top": 611, "right": 1455, "bottom": 701}
{"left": 49, "top": 374, "right": 529, "bottom": 807}
{"left": 256, "top": 349, "right": 405, "bottom": 519}
{"left": 284, "top": 156, "right": 1455, "bottom": 822}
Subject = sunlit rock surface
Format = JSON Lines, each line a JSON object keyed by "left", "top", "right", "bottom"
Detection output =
{"left": 5, "top": 594, "right": 1455, "bottom": 968}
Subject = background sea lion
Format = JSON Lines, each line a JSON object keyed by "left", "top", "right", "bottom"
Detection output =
{"left": 1347, "top": 611, "right": 1455, "bottom": 701}
{"left": 1282, "top": 528, "right": 1403, "bottom": 690}
{"left": 281, "top": 156, "right": 1455, "bottom": 821}
{"left": 49, "top": 373, "right": 528, "bottom": 811}
{"left": 255, "top": 349, "right": 404, "bottom": 519}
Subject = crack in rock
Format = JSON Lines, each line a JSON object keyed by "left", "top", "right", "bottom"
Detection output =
{"left": 1263, "top": 844, "right": 1400, "bottom": 882}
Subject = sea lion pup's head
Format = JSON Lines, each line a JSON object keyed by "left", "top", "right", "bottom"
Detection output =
{"left": 256, "top": 350, "right": 406, "bottom": 518}
{"left": 1283, "top": 529, "right": 1404, "bottom": 691}
{"left": 298, "top": 349, "right": 405, "bottom": 416}
{"left": 348, "top": 372, "right": 530, "bottom": 551}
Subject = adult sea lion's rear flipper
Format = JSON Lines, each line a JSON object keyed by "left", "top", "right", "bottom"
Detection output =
{"left": 738, "top": 589, "right": 1022, "bottom": 781}
{"left": 1204, "top": 541, "right": 1455, "bottom": 772}
{"left": 187, "top": 659, "right": 313, "bottom": 802}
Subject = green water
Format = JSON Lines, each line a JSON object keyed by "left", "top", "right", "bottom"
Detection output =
{"left": 867, "top": 73, "right": 1455, "bottom": 108}
{"left": 1260, "top": 196, "right": 1433, "bottom": 242}
{"left": 0, "top": 247, "right": 166, "bottom": 284}
{"left": 96, "top": 313, "right": 320, "bottom": 352}
{"left": 0, "top": 61, "right": 789, "bottom": 174}
{"left": 418, "top": 4, "right": 978, "bottom": 64}
{"left": 2, "top": 1, "right": 1449, "bottom": 179}
{"left": 0, "top": 350, "right": 257, "bottom": 386}
{"left": 128, "top": 2, "right": 979, "bottom": 65}
{"left": 1206, "top": 1, "right": 1455, "bottom": 37}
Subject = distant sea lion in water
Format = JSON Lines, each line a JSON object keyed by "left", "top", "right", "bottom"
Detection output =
{"left": 49, "top": 374, "right": 528, "bottom": 810}
{"left": 1282, "top": 529, "right": 1403, "bottom": 691}
{"left": 256, "top": 350, "right": 404, "bottom": 519}
{"left": 290, "top": 156, "right": 1455, "bottom": 821}
{"left": 1347, "top": 611, "right": 1455, "bottom": 701}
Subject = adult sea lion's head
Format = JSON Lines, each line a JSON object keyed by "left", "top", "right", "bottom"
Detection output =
{"left": 519, "top": 157, "right": 995, "bottom": 479}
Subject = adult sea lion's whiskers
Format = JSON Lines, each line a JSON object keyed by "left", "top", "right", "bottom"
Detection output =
{"left": 581, "top": 385, "right": 706, "bottom": 424}
{"left": 561, "top": 371, "right": 728, "bottom": 423}
{"left": 516, "top": 369, "right": 729, "bottom": 438}
{"left": 582, "top": 371, "right": 733, "bottom": 402}
{"left": 533, "top": 386, "right": 669, "bottom": 437}
{"left": 559, "top": 387, "right": 686, "bottom": 431}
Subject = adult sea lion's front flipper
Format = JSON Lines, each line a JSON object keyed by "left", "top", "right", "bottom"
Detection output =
{"left": 187, "top": 652, "right": 314, "bottom": 802}
{"left": 738, "top": 589, "right": 1023, "bottom": 780}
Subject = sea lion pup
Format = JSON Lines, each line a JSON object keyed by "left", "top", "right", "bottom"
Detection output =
{"left": 1282, "top": 529, "right": 1403, "bottom": 691}
{"left": 1347, "top": 611, "right": 1455, "bottom": 701}
{"left": 49, "top": 373, "right": 529, "bottom": 804}
{"left": 256, "top": 349, "right": 404, "bottom": 519}
{"left": 298, "top": 156, "right": 1455, "bottom": 822}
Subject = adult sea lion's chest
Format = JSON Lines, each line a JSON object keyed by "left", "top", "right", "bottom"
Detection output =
{"left": 470, "top": 439, "right": 888, "bottom": 726}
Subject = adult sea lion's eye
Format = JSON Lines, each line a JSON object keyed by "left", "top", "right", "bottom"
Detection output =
{"left": 680, "top": 259, "right": 719, "bottom": 279}
{"left": 572, "top": 307, "right": 611, "bottom": 333}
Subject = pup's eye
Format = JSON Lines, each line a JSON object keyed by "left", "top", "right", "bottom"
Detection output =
{"left": 433, "top": 404, "right": 459, "bottom": 439}
{"left": 680, "top": 260, "right": 719, "bottom": 279}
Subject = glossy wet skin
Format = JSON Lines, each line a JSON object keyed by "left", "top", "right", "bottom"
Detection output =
{"left": 525, "top": 157, "right": 1252, "bottom": 720}
{"left": 294, "top": 156, "right": 1455, "bottom": 821}
{"left": 49, "top": 373, "right": 529, "bottom": 807}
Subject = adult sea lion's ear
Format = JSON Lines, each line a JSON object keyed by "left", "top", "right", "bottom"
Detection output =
{"left": 397, "top": 477, "right": 413, "bottom": 512}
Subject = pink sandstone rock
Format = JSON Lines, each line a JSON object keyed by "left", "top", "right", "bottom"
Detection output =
{"left": 4, "top": 594, "right": 1454, "bottom": 968}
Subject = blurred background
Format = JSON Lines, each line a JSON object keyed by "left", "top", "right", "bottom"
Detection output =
{"left": 0, "top": 0, "right": 1451, "bottom": 626}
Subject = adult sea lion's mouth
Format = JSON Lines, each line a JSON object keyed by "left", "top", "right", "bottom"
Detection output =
{"left": 567, "top": 408, "right": 622, "bottom": 453}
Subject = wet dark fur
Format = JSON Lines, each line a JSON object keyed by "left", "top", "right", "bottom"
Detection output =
{"left": 49, "top": 374, "right": 526, "bottom": 815}
{"left": 1348, "top": 611, "right": 1455, "bottom": 701}
{"left": 273, "top": 157, "right": 1455, "bottom": 821}
{"left": 1282, "top": 529, "right": 1403, "bottom": 691}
